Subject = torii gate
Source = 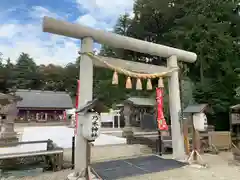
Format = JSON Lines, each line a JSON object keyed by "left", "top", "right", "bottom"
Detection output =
{"left": 42, "top": 16, "right": 197, "bottom": 176}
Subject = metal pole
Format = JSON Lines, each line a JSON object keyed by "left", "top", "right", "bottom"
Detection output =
{"left": 71, "top": 136, "right": 75, "bottom": 169}
{"left": 158, "top": 130, "right": 162, "bottom": 156}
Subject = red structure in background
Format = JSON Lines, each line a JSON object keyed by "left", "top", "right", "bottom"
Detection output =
{"left": 63, "top": 110, "right": 66, "bottom": 121}
{"left": 156, "top": 87, "right": 168, "bottom": 131}
{"left": 75, "top": 80, "right": 80, "bottom": 135}
{"left": 15, "top": 89, "right": 73, "bottom": 122}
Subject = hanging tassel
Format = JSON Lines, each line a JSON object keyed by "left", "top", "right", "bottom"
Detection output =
{"left": 146, "top": 79, "right": 152, "bottom": 90}
{"left": 158, "top": 77, "right": 164, "bottom": 88}
{"left": 125, "top": 77, "right": 132, "bottom": 89}
{"left": 136, "top": 78, "right": 142, "bottom": 90}
{"left": 112, "top": 71, "right": 118, "bottom": 85}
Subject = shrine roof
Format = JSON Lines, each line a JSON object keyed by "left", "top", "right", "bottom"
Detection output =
{"left": 183, "top": 104, "right": 208, "bottom": 113}
{"left": 231, "top": 104, "right": 240, "bottom": 110}
{"left": 15, "top": 89, "right": 73, "bottom": 109}
{"left": 124, "top": 97, "right": 155, "bottom": 107}
{"left": 230, "top": 104, "right": 240, "bottom": 113}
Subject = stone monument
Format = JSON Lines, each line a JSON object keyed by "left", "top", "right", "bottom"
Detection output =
{"left": 0, "top": 93, "right": 22, "bottom": 146}
{"left": 122, "top": 101, "right": 133, "bottom": 141}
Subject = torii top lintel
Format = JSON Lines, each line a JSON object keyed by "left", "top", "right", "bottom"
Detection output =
{"left": 42, "top": 16, "right": 197, "bottom": 63}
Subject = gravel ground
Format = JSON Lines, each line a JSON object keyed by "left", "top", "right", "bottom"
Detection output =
{"left": 3, "top": 152, "right": 240, "bottom": 180}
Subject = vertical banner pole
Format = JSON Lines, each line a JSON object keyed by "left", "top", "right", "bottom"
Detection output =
{"left": 71, "top": 136, "right": 75, "bottom": 169}
{"left": 75, "top": 80, "right": 80, "bottom": 135}
{"left": 156, "top": 87, "right": 168, "bottom": 156}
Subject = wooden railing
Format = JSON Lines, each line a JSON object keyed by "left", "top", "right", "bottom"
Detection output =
{"left": 0, "top": 139, "right": 63, "bottom": 172}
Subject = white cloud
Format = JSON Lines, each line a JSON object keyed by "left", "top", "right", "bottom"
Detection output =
{"left": 75, "top": 0, "right": 134, "bottom": 29}
{"left": 77, "top": 14, "right": 97, "bottom": 27}
{"left": 0, "top": 22, "right": 79, "bottom": 65}
{"left": 30, "top": 6, "right": 60, "bottom": 19}
{"left": 0, "top": 6, "right": 80, "bottom": 65}
{"left": 0, "top": 24, "right": 18, "bottom": 38}
{"left": 0, "top": 1, "right": 134, "bottom": 66}
{"left": 76, "top": 0, "right": 134, "bottom": 16}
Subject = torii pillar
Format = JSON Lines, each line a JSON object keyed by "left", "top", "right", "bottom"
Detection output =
{"left": 42, "top": 16, "right": 197, "bottom": 177}
{"left": 167, "top": 56, "right": 185, "bottom": 158}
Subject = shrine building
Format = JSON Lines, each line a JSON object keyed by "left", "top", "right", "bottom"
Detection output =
{"left": 15, "top": 89, "right": 73, "bottom": 122}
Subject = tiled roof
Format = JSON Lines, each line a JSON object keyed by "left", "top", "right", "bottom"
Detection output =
{"left": 125, "top": 97, "right": 155, "bottom": 107}
{"left": 15, "top": 89, "right": 73, "bottom": 109}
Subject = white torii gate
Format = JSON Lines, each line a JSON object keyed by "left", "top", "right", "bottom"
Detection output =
{"left": 42, "top": 16, "right": 197, "bottom": 178}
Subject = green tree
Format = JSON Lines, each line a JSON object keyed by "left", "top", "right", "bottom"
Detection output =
{"left": 41, "top": 64, "right": 65, "bottom": 91}
{"left": 0, "top": 52, "right": 7, "bottom": 93}
{"left": 235, "top": 68, "right": 240, "bottom": 100}
{"left": 63, "top": 61, "right": 79, "bottom": 96}
{"left": 0, "top": 54, "right": 13, "bottom": 93}
{"left": 12, "top": 53, "right": 40, "bottom": 89}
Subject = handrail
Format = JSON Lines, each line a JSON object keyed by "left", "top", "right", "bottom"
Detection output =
{"left": 0, "top": 149, "right": 63, "bottom": 159}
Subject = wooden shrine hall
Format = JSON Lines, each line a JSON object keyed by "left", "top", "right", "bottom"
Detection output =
{"left": 15, "top": 89, "right": 73, "bottom": 122}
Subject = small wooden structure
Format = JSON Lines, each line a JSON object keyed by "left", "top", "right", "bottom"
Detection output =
{"left": 123, "top": 97, "right": 156, "bottom": 128}
{"left": 230, "top": 104, "right": 240, "bottom": 161}
{"left": 183, "top": 104, "right": 232, "bottom": 158}
{"left": 183, "top": 104, "right": 208, "bottom": 164}
{"left": 122, "top": 97, "right": 171, "bottom": 154}
{"left": 230, "top": 104, "right": 240, "bottom": 146}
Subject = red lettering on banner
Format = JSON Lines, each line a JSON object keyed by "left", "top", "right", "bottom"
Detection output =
{"left": 75, "top": 80, "right": 80, "bottom": 135}
{"left": 156, "top": 87, "right": 168, "bottom": 131}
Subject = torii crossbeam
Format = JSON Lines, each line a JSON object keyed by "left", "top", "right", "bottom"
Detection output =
{"left": 42, "top": 16, "right": 197, "bottom": 179}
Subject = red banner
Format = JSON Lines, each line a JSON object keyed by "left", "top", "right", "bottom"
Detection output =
{"left": 63, "top": 111, "right": 66, "bottom": 121}
{"left": 75, "top": 80, "right": 80, "bottom": 135}
{"left": 156, "top": 87, "right": 168, "bottom": 131}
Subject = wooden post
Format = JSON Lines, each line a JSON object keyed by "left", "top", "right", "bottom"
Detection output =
{"left": 86, "top": 142, "right": 91, "bottom": 180}
{"left": 191, "top": 114, "right": 201, "bottom": 161}
{"left": 183, "top": 118, "right": 190, "bottom": 155}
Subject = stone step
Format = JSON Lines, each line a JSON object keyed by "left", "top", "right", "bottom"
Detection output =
{"left": 63, "top": 144, "right": 152, "bottom": 163}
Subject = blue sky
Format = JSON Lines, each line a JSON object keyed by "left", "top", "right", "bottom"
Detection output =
{"left": 0, "top": 0, "right": 134, "bottom": 65}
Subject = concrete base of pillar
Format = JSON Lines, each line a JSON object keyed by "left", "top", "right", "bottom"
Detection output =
{"left": 122, "top": 127, "right": 134, "bottom": 144}
{"left": 67, "top": 172, "right": 100, "bottom": 180}
{"left": 0, "top": 135, "right": 19, "bottom": 147}
{"left": 122, "top": 126, "right": 133, "bottom": 137}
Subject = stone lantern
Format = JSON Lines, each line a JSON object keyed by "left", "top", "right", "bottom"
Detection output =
{"left": 0, "top": 93, "right": 22, "bottom": 146}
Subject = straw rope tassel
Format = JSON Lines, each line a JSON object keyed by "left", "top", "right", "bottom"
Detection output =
{"left": 146, "top": 79, "right": 152, "bottom": 90}
{"left": 112, "top": 71, "right": 118, "bottom": 85}
{"left": 158, "top": 77, "right": 164, "bottom": 88}
{"left": 136, "top": 78, "right": 142, "bottom": 90}
{"left": 126, "top": 77, "right": 132, "bottom": 89}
